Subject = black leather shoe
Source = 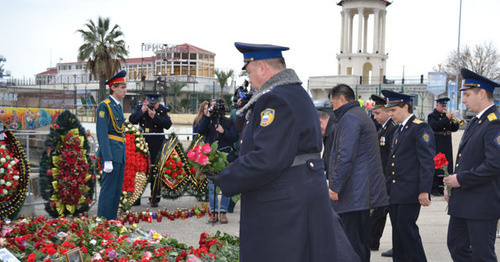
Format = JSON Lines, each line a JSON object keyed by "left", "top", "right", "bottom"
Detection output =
{"left": 381, "top": 249, "right": 393, "bottom": 257}
{"left": 370, "top": 246, "right": 379, "bottom": 251}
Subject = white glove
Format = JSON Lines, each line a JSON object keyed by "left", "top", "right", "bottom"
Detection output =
{"left": 103, "top": 161, "right": 113, "bottom": 173}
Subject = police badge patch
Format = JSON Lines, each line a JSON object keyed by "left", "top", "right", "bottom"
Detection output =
{"left": 99, "top": 110, "right": 105, "bottom": 118}
{"left": 260, "top": 108, "right": 275, "bottom": 127}
{"left": 495, "top": 132, "right": 500, "bottom": 147}
{"left": 422, "top": 132, "right": 430, "bottom": 143}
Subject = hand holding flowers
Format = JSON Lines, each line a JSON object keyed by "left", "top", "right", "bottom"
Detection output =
{"left": 187, "top": 141, "right": 228, "bottom": 181}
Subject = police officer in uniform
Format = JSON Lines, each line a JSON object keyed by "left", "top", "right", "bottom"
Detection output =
{"left": 369, "top": 94, "right": 398, "bottom": 253}
{"left": 96, "top": 70, "right": 127, "bottom": 220}
{"left": 443, "top": 68, "right": 500, "bottom": 261}
{"left": 382, "top": 90, "right": 435, "bottom": 262}
{"left": 129, "top": 93, "right": 172, "bottom": 207}
{"left": 208, "top": 42, "right": 358, "bottom": 261}
{"left": 427, "top": 97, "right": 459, "bottom": 196}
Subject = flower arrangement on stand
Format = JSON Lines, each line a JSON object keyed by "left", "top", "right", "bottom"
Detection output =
{"left": 434, "top": 152, "right": 450, "bottom": 196}
{"left": 39, "top": 110, "right": 95, "bottom": 218}
{"left": 120, "top": 122, "right": 149, "bottom": 210}
{"left": 0, "top": 129, "right": 30, "bottom": 220}
{"left": 0, "top": 216, "right": 239, "bottom": 261}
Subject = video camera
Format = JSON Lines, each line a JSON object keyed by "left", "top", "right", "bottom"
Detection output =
{"left": 232, "top": 80, "right": 253, "bottom": 108}
{"left": 208, "top": 99, "right": 226, "bottom": 123}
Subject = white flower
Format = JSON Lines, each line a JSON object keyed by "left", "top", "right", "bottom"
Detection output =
{"left": 9, "top": 160, "right": 15, "bottom": 166}
{"left": 0, "top": 179, "right": 4, "bottom": 185}
{"left": 0, "top": 158, "right": 5, "bottom": 163}
{"left": 13, "top": 175, "right": 19, "bottom": 180}
{"left": 90, "top": 239, "right": 97, "bottom": 245}
{"left": 5, "top": 182, "right": 11, "bottom": 187}
{"left": 0, "top": 168, "right": 4, "bottom": 173}
{"left": 2, "top": 189, "right": 7, "bottom": 195}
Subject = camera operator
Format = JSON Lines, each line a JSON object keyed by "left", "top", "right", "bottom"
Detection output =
{"left": 194, "top": 98, "right": 238, "bottom": 224}
{"left": 232, "top": 80, "right": 253, "bottom": 134}
{"left": 129, "top": 93, "right": 172, "bottom": 207}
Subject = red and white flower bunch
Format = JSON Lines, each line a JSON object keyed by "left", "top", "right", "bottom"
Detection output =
{"left": 0, "top": 137, "right": 21, "bottom": 202}
{"left": 187, "top": 141, "right": 228, "bottom": 177}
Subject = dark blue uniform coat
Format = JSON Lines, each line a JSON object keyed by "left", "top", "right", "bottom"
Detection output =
{"left": 428, "top": 109, "right": 459, "bottom": 194}
{"left": 96, "top": 96, "right": 126, "bottom": 220}
{"left": 217, "top": 69, "right": 358, "bottom": 262}
{"left": 447, "top": 105, "right": 500, "bottom": 261}
{"left": 387, "top": 115, "right": 435, "bottom": 262}
{"left": 129, "top": 104, "right": 172, "bottom": 162}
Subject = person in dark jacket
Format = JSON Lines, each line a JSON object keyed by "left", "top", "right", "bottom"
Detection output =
{"left": 443, "top": 68, "right": 500, "bottom": 261}
{"left": 427, "top": 97, "right": 459, "bottom": 196}
{"left": 318, "top": 110, "right": 335, "bottom": 177}
{"left": 195, "top": 98, "right": 238, "bottom": 224}
{"left": 368, "top": 94, "right": 398, "bottom": 254}
{"left": 382, "top": 89, "right": 435, "bottom": 262}
{"left": 328, "top": 84, "right": 389, "bottom": 262}
{"left": 208, "top": 42, "right": 359, "bottom": 262}
{"left": 129, "top": 93, "right": 172, "bottom": 207}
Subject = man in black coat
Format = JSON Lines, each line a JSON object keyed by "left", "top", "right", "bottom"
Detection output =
{"left": 318, "top": 110, "right": 335, "bottom": 177}
{"left": 369, "top": 94, "right": 398, "bottom": 253}
{"left": 427, "top": 97, "right": 459, "bottom": 196}
{"left": 443, "top": 68, "right": 500, "bottom": 261}
{"left": 209, "top": 42, "right": 359, "bottom": 262}
{"left": 382, "top": 89, "right": 435, "bottom": 262}
{"left": 129, "top": 93, "right": 172, "bottom": 207}
{"left": 328, "top": 85, "right": 389, "bottom": 262}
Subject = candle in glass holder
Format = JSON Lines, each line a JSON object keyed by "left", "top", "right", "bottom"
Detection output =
{"left": 156, "top": 214, "right": 162, "bottom": 222}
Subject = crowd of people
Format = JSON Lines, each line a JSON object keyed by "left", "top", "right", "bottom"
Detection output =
{"left": 95, "top": 43, "right": 500, "bottom": 261}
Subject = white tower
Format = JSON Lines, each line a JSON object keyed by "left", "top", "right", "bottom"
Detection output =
{"left": 337, "top": 0, "right": 390, "bottom": 84}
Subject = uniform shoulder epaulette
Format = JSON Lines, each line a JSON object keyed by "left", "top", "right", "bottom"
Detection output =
{"left": 487, "top": 112, "right": 498, "bottom": 121}
{"left": 102, "top": 98, "right": 111, "bottom": 105}
{"left": 413, "top": 119, "right": 423, "bottom": 124}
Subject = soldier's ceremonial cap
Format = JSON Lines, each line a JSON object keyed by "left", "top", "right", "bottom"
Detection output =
{"left": 435, "top": 97, "right": 450, "bottom": 105}
{"left": 370, "top": 94, "right": 387, "bottom": 110}
{"left": 235, "top": 42, "right": 289, "bottom": 70}
{"left": 460, "top": 68, "right": 499, "bottom": 93}
{"left": 105, "top": 70, "right": 127, "bottom": 87}
{"left": 145, "top": 93, "right": 161, "bottom": 104}
{"left": 381, "top": 90, "right": 413, "bottom": 108}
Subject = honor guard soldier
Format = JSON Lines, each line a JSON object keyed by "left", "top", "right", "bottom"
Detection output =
{"left": 444, "top": 68, "right": 500, "bottom": 261}
{"left": 129, "top": 93, "right": 172, "bottom": 207}
{"left": 207, "top": 42, "right": 359, "bottom": 262}
{"left": 427, "top": 97, "right": 459, "bottom": 196}
{"left": 369, "top": 94, "right": 398, "bottom": 253}
{"left": 382, "top": 90, "right": 435, "bottom": 262}
{"left": 96, "top": 70, "right": 127, "bottom": 220}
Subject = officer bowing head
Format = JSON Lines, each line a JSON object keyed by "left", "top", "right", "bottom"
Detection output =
{"left": 371, "top": 94, "right": 391, "bottom": 126}
{"left": 460, "top": 68, "right": 499, "bottom": 115}
{"left": 381, "top": 90, "right": 414, "bottom": 124}
{"left": 235, "top": 42, "right": 289, "bottom": 90}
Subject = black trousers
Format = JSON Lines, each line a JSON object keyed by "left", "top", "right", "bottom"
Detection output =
{"left": 447, "top": 216, "right": 498, "bottom": 262}
{"left": 339, "top": 209, "right": 371, "bottom": 262}
{"left": 389, "top": 203, "right": 427, "bottom": 262}
{"left": 369, "top": 206, "right": 389, "bottom": 249}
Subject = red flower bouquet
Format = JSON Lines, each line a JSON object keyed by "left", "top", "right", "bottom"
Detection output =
{"left": 187, "top": 141, "right": 228, "bottom": 182}
{"left": 434, "top": 152, "right": 450, "bottom": 196}
{"left": 159, "top": 150, "right": 189, "bottom": 190}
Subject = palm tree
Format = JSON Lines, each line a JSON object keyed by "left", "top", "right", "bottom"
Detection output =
{"left": 214, "top": 69, "right": 234, "bottom": 98}
{"left": 76, "top": 17, "right": 128, "bottom": 102}
{"left": 168, "top": 82, "right": 187, "bottom": 113}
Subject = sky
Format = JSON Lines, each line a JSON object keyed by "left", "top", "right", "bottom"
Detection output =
{"left": 1, "top": 0, "right": 499, "bottom": 86}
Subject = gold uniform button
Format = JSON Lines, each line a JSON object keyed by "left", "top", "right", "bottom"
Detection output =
{"left": 392, "top": 171, "right": 395, "bottom": 175}
{"left": 240, "top": 140, "right": 243, "bottom": 144}
{"left": 392, "top": 180, "right": 396, "bottom": 183}
{"left": 456, "top": 163, "right": 459, "bottom": 167}
{"left": 391, "top": 163, "right": 394, "bottom": 167}
{"left": 392, "top": 155, "right": 395, "bottom": 158}
{"left": 458, "top": 153, "right": 462, "bottom": 157}
{"left": 309, "top": 162, "right": 315, "bottom": 168}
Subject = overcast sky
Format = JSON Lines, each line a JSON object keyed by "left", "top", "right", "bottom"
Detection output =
{"left": 1, "top": 0, "right": 499, "bottom": 85}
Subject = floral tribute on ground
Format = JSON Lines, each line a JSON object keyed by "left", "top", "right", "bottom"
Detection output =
{"left": 0, "top": 216, "right": 239, "bottom": 261}
{"left": 39, "top": 110, "right": 96, "bottom": 218}
{"left": 0, "top": 129, "right": 30, "bottom": 220}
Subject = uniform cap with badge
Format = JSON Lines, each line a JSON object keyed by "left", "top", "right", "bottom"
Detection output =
{"left": 235, "top": 42, "right": 289, "bottom": 70}
{"left": 381, "top": 90, "right": 414, "bottom": 108}
{"left": 436, "top": 97, "right": 450, "bottom": 105}
{"left": 370, "top": 94, "right": 387, "bottom": 110}
{"left": 460, "top": 68, "right": 500, "bottom": 93}
{"left": 105, "top": 70, "right": 127, "bottom": 87}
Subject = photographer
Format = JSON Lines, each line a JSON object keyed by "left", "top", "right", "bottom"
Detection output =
{"left": 232, "top": 80, "right": 253, "bottom": 134}
{"left": 194, "top": 99, "right": 238, "bottom": 224}
{"left": 129, "top": 93, "right": 172, "bottom": 207}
